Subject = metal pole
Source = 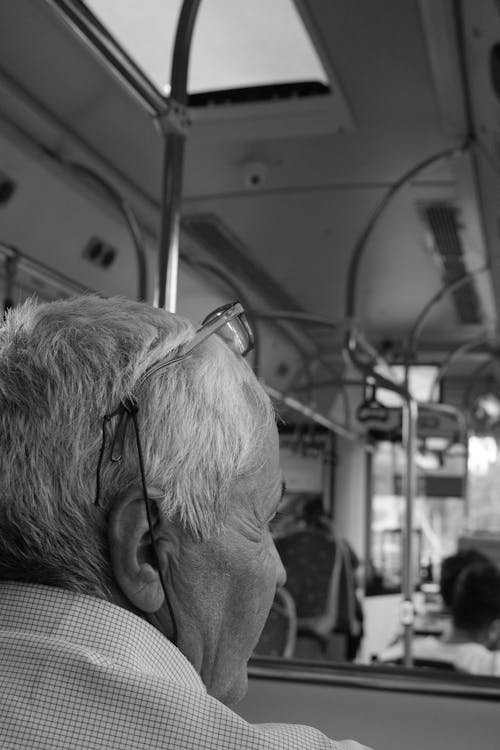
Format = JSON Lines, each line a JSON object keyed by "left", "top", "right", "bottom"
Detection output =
{"left": 463, "top": 432, "right": 470, "bottom": 529}
{"left": 401, "top": 397, "right": 418, "bottom": 667}
{"left": 158, "top": 134, "right": 184, "bottom": 311}
{"left": 364, "top": 446, "right": 374, "bottom": 594}
{"left": 157, "top": 0, "right": 202, "bottom": 311}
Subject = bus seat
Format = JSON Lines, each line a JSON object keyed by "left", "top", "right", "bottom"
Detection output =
{"left": 275, "top": 525, "right": 361, "bottom": 657}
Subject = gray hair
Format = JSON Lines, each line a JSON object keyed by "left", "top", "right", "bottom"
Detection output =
{"left": 0, "top": 295, "right": 274, "bottom": 597}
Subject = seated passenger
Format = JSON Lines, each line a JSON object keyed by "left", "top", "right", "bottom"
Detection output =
{"left": 440, "top": 548, "right": 489, "bottom": 612}
{"left": 275, "top": 497, "right": 364, "bottom": 662}
{"left": 0, "top": 296, "right": 370, "bottom": 750}
{"left": 378, "top": 561, "right": 500, "bottom": 673}
{"left": 377, "top": 547, "right": 488, "bottom": 653}
{"left": 452, "top": 561, "right": 500, "bottom": 675}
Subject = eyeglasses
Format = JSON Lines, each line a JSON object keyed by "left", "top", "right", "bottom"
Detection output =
{"left": 134, "top": 301, "right": 254, "bottom": 392}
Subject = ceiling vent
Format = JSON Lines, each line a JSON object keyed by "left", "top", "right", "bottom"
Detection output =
{"left": 420, "top": 202, "right": 482, "bottom": 325}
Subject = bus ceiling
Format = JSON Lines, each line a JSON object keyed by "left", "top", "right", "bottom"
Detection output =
{"left": 1, "top": 0, "right": 500, "bottom": 437}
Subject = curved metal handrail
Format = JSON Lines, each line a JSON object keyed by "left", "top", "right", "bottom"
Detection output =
{"left": 461, "top": 357, "right": 495, "bottom": 412}
{"left": 406, "top": 266, "right": 489, "bottom": 358}
{"left": 65, "top": 160, "right": 149, "bottom": 302}
{"left": 255, "top": 310, "right": 350, "bottom": 428}
{"left": 344, "top": 141, "right": 469, "bottom": 322}
{"left": 429, "top": 336, "right": 491, "bottom": 402}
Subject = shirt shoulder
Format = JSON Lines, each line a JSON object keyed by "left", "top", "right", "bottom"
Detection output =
{"left": 454, "top": 643, "right": 500, "bottom": 675}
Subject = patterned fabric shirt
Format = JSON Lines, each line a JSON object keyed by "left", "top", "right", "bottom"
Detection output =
{"left": 0, "top": 582, "right": 370, "bottom": 749}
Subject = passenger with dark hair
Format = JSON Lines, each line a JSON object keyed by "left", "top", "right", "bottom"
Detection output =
{"left": 440, "top": 548, "right": 488, "bottom": 610}
{"left": 452, "top": 561, "right": 500, "bottom": 674}
{"left": 377, "top": 548, "right": 487, "bottom": 660}
{"left": 379, "top": 560, "right": 500, "bottom": 673}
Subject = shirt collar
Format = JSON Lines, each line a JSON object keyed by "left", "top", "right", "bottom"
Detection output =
{"left": 0, "top": 581, "right": 205, "bottom": 692}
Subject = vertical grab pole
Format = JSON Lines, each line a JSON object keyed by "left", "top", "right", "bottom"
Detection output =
{"left": 463, "top": 430, "right": 470, "bottom": 530}
{"left": 364, "top": 445, "right": 374, "bottom": 594}
{"left": 157, "top": 0, "right": 202, "bottom": 312}
{"left": 401, "top": 397, "right": 418, "bottom": 667}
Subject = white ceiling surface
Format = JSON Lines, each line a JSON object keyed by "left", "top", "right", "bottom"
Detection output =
{"left": 0, "top": 0, "right": 497, "bottom": 394}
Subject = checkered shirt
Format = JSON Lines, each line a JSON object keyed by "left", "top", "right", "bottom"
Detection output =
{"left": 0, "top": 582, "right": 370, "bottom": 749}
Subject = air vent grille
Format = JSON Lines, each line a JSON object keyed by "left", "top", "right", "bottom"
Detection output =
{"left": 421, "top": 202, "right": 481, "bottom": 325}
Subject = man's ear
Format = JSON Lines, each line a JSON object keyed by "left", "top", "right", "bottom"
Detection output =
{"left": 107, "top": 486, "right": 175, "bottom": 614}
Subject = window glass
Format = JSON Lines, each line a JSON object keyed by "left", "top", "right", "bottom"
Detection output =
{"left": 367, "top": 441, "right": 466, "bottom": 596}
{"left": 467, "top": 435, "right": 500, "bottom": 532}
{"left": 376, "top": 365, "right": 441, "bottom": 408}
{"left": 85, "top": 0, "right": 328, "bottom": 95}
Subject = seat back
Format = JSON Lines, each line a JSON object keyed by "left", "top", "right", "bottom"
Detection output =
{"left": 276, "top": 526, "right": 360, "bottom": 642}
{"left": 254, "top": 587, "right": 297, "bottom": 658}
{"left": 276, "top": 529, "right": 339, "bottom": 620}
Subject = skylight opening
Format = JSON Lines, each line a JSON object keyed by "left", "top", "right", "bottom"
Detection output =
{"left": 85, "top": 0, "right": 329, "bottom": 96}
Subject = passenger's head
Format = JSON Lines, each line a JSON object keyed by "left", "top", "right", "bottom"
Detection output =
{"left": 451, "top": 561, "right": 500, "bottom": 648}
{"left": 440, "top": 548, "right": 488, "bottom": 609}
{"left": 0, "top": 295, "right": 286, "bottom": 704}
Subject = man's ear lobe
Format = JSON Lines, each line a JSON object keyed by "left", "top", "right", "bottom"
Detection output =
{"left": 107, "top": 486, "right": 170, "bottom": 614}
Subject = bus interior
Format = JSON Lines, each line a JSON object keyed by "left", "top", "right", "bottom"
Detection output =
{"left": 1, "top": 1, "right": 500, "bottom": 747}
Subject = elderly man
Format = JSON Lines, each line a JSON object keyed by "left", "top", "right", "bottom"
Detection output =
{"left": 0, "top": 296, "right": 370, "bottom": 749}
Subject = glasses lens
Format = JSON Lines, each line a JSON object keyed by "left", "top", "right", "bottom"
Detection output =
{"left": 222, "top": 316, "right": 254, "bottom": 356}
{"left": 201, "top": 302, "right": 254, "bottom": 357}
